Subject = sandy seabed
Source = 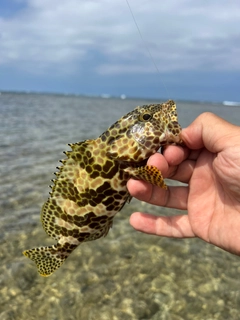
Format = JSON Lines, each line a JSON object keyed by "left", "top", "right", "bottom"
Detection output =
{"left": 1, "top": 199, "right": 240, "bottom": 320}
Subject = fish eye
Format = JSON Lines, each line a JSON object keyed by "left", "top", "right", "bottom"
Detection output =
{"left": 139, "top": 113, "right": 152, "bottom": 121}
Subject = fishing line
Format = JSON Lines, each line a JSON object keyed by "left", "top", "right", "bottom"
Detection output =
{"left": 125, "top": 0, "right": 170, "bottom": 98}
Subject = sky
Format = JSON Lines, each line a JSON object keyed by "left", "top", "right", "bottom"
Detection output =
{"left": 0, "top": 0, "right": 239, "bottom": 102}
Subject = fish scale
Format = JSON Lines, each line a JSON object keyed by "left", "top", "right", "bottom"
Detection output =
{"left": 23, "top": 99, "right": 182, "bottom": 276}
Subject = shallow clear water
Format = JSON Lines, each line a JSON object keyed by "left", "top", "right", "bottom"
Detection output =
{"left": 1, "top": 93, "right": 240, "bottom": 319}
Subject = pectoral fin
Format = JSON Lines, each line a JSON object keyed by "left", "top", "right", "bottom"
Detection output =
{"left": 125, "top": 165, "right": 167, "bottom": 189}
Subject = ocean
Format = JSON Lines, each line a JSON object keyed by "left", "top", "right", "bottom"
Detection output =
{"left": 1, "top": 92, "right": 240, "bottom": 319}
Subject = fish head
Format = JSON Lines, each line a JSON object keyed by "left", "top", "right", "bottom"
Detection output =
{"left": 101, "top": 100, "right": 182, "bottom": 163}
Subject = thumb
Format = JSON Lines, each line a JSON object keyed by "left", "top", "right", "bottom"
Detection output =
{"left": 181, "top": 112, "right": 240, "bottom": 153}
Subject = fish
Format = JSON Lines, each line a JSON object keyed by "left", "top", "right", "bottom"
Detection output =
{"left": 23, "top": 99, "right": 182, "bottom": 276}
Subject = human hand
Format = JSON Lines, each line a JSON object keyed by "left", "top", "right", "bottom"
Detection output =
{"left": 127, "top": 112, "right": 240, "bottom": 256}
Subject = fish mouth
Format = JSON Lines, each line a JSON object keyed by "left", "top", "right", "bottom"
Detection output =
{"left": 160, "top": 129, "right": 182, "bottom": 146}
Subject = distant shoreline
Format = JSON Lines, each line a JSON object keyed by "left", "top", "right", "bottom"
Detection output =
{"left": 0, "top": 90, "right": 224, "bottom": 105}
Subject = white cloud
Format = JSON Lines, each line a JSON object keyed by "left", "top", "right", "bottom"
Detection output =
{"left": 0, "top": 0, "right": 239, "bottom": 75}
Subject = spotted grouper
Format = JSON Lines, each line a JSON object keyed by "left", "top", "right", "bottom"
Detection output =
{"left": 23, "top": 100, "right": 182, "bottom": 276}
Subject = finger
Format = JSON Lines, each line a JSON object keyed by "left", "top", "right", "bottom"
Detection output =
{"left": 146, "top": 152, "right": 169, "bottom": 177}
{"left": 130, "top": 212, "right": 195, "bottom": 238}
{"left": 162, "top": 145, "right": 189, "bottom": 166}
{"left": 127, "top": 179, "right": 189, "bottom": 210}
{"left": 163, "top": 145, "right": 202, "bottom": 163}
{"left": 167, "top": 159, "right": 195, "bottom": 183}
{"left": 146, "top": 152, "right": 195, "bottom": 184}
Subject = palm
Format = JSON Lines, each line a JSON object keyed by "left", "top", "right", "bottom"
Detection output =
{"left": 187, "top": 146, "right": 240, "bottom": 254}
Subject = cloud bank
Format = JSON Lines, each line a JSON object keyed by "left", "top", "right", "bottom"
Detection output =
{"left": 0, "top": 0, "right": 239, "bottom": 76}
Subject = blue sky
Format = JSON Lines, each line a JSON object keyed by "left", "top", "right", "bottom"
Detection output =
{"left": 0, "top": 0, "right": 239, "bottom": 102}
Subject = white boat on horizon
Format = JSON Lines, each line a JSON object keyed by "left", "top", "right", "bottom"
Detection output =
{"left": 101, "top": 93, "right": 111, "bottom": 99}
{"left": 223, "top": 100, "right": 240, "bottom": 106}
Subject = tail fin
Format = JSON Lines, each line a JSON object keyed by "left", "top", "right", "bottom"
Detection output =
{"left": 23, "top": 244, "right": 69, "bottom": 277}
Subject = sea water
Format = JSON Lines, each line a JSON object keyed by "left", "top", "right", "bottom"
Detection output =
{"left": 1, "top": 92, "right": 240, "bottom": 320}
